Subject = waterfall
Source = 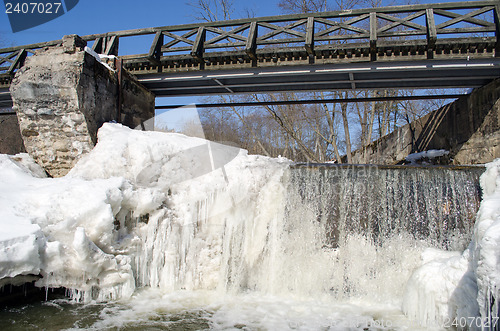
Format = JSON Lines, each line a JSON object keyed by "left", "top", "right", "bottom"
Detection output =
{"left": 287, "top": 164, "right": 482, "bottom": 251}
{"left": 133, "top": 161, "right": 483, "bottom": 305}
{"left": 285, "top": 164, "right": 482, "bottom": 304}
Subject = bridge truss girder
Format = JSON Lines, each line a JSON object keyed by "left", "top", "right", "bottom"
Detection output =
{"left": 138, "top": 58, "right": 500, "bottom": 97}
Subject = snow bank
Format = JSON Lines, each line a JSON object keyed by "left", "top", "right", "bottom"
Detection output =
{"left": 0, "top": 151, "right": 136, "bottom": 301}
{"left": 404, "top": 159, "right": 500, "bottom": 330}
{"left": 0, "top": 155, "right": 45, "bottom": 282}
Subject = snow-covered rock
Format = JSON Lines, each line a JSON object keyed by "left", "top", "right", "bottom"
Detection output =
{"left": 405, "top": 149, "right": 450, "bottom": 165}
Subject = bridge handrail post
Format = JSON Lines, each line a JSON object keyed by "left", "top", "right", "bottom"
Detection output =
{"left": 495, "top": 4, "right": 500, "bottom": 58}
{"left": 104, "top": 36, "right": 119, "bottom": 56}
{"left": 7, "top": 49, "right": 27, "bottom": 75}
{"left": 305, "top": 17, "right": 315, "bottom": 63}
{"left": 148, "top": 31, "right": 164, "bottom": 68}
{"left": 245, "top": 22, "right": 258, "bottom": 61}
{"left": 92, "top": 37, "right": 104, "bottom": 54}
{"left": 426, "top": 8, "right": 437, "bottom": 60}
{"left": 191, "top": 27, "right": 206, "bottom": 62}
{"left": 91, "top": 36, "right": 118, "bottom": 56}
{"left": 370, "top": 12, "right": 377, "bottom": 61}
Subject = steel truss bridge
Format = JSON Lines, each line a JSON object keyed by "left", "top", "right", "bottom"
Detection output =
{"left": 1, "top": 0, "right": 500, "bottom": 110}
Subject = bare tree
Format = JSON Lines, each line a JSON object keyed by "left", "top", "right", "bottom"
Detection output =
{"left": 279, "top": 0, "right": 329, "bottom": 13}
{"left": 187, "top": 0, "right": 235, "bottom": 22}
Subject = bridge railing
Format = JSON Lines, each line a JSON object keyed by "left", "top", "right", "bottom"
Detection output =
{"left": 0, "top": 0, "right": 499, "bottom": 82}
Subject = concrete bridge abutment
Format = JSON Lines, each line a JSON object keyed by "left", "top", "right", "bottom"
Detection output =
{"left": 9, "top": 35, "right": 154, "bottom": 177}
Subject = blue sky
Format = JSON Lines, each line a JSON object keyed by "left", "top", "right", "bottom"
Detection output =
{"left": 1, "top": 0, "right": 461, "bottom": 50}
{"left": 0, "top": 0, "right": 278, "bottom": 48}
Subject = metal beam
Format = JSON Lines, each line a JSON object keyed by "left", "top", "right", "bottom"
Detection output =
{"left": 155, "top": 94, "right": 465, "bottom": 109}
{"left": 349, "top": 72, "right": 356, "bottom": 90}
{"left": 212, "top": 78, "right": 234, "bottom": 93}
{"left": 0, "top": 107, "right": 14, "bottom": 115}
{"left": 137, "top": 58, "right": 500, "bottom": 96}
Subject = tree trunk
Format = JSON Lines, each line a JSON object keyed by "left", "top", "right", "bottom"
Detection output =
{"left": 366, "top": 91, "right": 376, "bottom": 146}
{"left": 341, "top": 101, "right": 352, "bottom": 163}
{"left": 321, "top": 101, "right": 342, "bottom": 163}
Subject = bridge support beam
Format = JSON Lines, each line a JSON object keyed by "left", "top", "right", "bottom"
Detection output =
{"left": 9, "top": 35, "right": 154, "bottom": 177}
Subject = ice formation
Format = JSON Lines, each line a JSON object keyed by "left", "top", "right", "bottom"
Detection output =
{"left": 0, "top": 151, "right": 136, "bottom": 300}
{"left": 0, "top": 123, "right": 289, "bottom": 301}
{"left": 403, "top": 159, "right": 500, "bottom": 330}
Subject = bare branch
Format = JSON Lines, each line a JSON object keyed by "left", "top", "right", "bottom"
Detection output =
{"left": 187, "top": 0, "right": 235, "bottom": 22}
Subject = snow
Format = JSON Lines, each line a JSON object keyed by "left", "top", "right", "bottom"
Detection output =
{"left": 0, "top": 150, "right": 136, "bottom": 300}
{"left": 402, "top": 249, "right": 478, "bottom": 328}
{"left": 403, "top": 158, "right": 500, "bottom": 329}
{"left": 0, "top": 155, "right": 45, "bottom": 280}
{"left": 471, "top": 159, "right": 500, "bottom": 325}
{"left": 84, "top": 46, "right": 115, "bottom": 72}
{"left": 405, "top": 149, "right": 450, "bottom": 164}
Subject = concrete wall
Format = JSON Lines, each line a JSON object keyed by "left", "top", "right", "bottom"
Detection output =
{"left": 9, "top": 35, "right": 154, "bottom": 177}
{"left": 351, "top": 77, "right": 500, "bottom": 165}
{"left": 0, "top": 114, "right": 26, "bottom": 154}
{"left": 120, "top": 70, "right": 155, "bottom": 130}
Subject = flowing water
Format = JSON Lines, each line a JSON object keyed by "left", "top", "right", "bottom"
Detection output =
{"left": 0, "top": 164, "right": 484, "bottom": 330}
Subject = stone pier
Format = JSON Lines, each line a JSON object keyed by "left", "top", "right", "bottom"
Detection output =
{"left": 9, "top": 35, "right": 154, "bottom": 177}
